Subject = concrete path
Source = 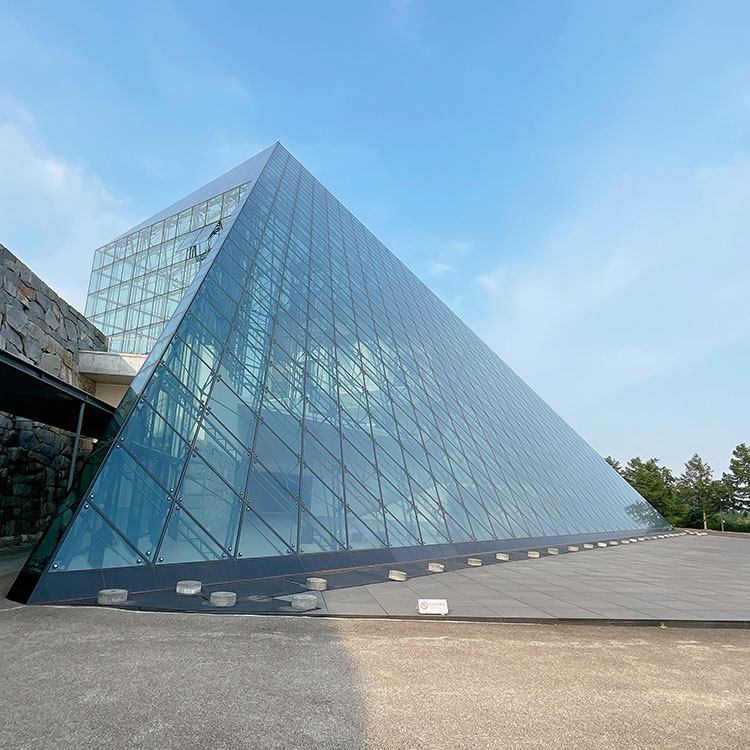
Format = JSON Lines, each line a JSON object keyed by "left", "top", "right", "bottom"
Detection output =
{"left": 0, "top": 588, "right": 748, "bottom": 749}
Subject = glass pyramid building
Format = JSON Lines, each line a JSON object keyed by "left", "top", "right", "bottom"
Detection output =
{"left": 11, "top": 142, "right": 668, "bottom": 604}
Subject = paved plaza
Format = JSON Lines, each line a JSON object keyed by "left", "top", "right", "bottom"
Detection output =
{"left": 43, "top": 533, "right": 750, "bottom": 626}
{"left": 1, "top": 534, "right": 749, "bottom": 749}
{"left": 0, "top": 583, "right": 748, "bottom": 749}
{"left": 312, "top": 534, "right": 750, "bottom": 623}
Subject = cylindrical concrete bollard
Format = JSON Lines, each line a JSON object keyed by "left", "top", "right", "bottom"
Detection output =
{"left": 467, "top": 557, "right": 482, "bottom": 567}
{"left": 609, "top": 541, "right": 619, "bottom": 546}
{"left": 583, "top": 543, "right": 594, "bottom": 549}
{"left": 567, "top": 546, "right": 579, "bottom": 552}
{"left": 527, "top": 550, "right": 541, "bottom": 558}
{"left": 495, "top": 552, "right": 510, "bottom": 561}
{"left": 306, "top": 577, "right": 328, "bottom": 591}
{"left": 176, "top": 580, "right": 202, "bottom": 595}
{"left": 388, "top": 569, "right": 408, "bottom": 581}
{"left": 291, "top": 593, "right": 318, "bottom": 611}
{"left": 98, "top": 588, "right": 127, "bottom": 605}
{"left": 209, "top": 591, "right": 237, "bottom": 607}
{"left": 428, "top": 562, "right": 445, "bottom": 573}
{"left": 547, "top": 547, "right": 559, "bottom": 555}
{"left": 597, "top": 542, "right": 608, "bottom": 548}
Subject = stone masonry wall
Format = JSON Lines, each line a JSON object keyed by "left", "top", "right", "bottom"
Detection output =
{"left": 0, "top": 243, "right": 108, "bottom": 542}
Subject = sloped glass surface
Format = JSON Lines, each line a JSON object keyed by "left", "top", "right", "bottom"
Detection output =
{"left": 118, "top": 401, "right": 189, "bottom": 492}
{"left": 157, "top": 505, "right": 226, "bottom": 564}
{"left": 84, "top": 444, "right": 171, "bottom": 558}
{"left": 178, "top": 453, "right": 242, "bottom": 551}
{"left": 237, "top": 508, "right": 289, "bottom": 559}
{"left": 51, "top": 504, "right": 143, "bottom": 571}
{"left": 37, "top": 141, "right": 668, "bottom": 589}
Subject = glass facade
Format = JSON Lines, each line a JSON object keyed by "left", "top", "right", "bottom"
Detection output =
{"left": 39, "top": 142, "right": 667, "bottom": 577}
{"left": 84, "top": 146, "right": 275, "bottom": 354}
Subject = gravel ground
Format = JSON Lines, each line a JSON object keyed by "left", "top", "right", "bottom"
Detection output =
{"left": 1, "top": 572, "right": 748, "bottom": 749}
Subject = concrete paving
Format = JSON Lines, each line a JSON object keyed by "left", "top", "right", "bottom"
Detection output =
{"left": 0, "top": 575, "right": 748, "bottom": 749}
{"left": 314, "top": 534, "right": 750, "bottom": 623}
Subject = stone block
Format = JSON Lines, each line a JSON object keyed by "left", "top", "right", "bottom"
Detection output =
{"left": 176, "top": 580, "right": 202, "bottom": 595}
{"left": 388, "top": 569, "right": 407, "bottom": 581}
{"left": 637, "top": 537, "right": 646, "bottom": 541}
{"left": 306, "top": 577, "right": 327, "bottom": 591}
{"left": 467, "top": 557, "right": 482, "bottom": 566}
{"left": 97, "top": 588, "right": 128, "bottom": 605}
{"left": 209, "top": 591, "right": 236, "bottom": 607}
{"left": 495, "top": 552, "right": 510, "bottom": 561}
{"left": 291, "top": 593, "right": 318, "bottom": 611}
{"left": 547, "top": 547, "right": 559, "bottom": 555}
{"left": 583, "top": 543, "right": 594, "bottom": 549}
{"left": 527, "top": 550, "right": 541, "bottom": 558}
{"left": 40, "top": 352, "right": 62, "bottom": 376}
{"left": 621, "top": 539, "right": 630, "bottom": 544}
{"left": 609, "top": 540, "right": 619, "bottom": 546}
{"left": 17, "top": 281, "right": 35, "bottom": 301}
{"left": 427, "top": 562, "right": 445, "bottom": 573}
{"left": 597, "top": 542, "right": 607, "bottom": 548}
{"left": 629, "top": 538, "right": 638, "bottom": 542}
{"left": 567, "top": 545, "right": 579, "bottom": 552}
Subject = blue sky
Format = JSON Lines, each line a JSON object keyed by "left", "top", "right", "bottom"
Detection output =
{"left": 1, "top": 0, "right": 748, "bottom": 475}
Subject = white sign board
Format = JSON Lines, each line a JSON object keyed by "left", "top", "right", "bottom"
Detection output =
{"left": 417, "top": 598, "right": 449, "bottom": 615}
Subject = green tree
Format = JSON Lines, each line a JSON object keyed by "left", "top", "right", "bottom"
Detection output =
{"left": 726, "top": 443, "right": 750, "bottom": 513}
{"left": 604, "top": 456, "right": 623, "bottom": 474}
{"left": 620, "top": 457, "right": 683, "bottom": 523}
{"left": 677, "top": 454, "right": 719, "bottom": 530}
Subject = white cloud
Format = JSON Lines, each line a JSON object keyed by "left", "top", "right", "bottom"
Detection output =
{"left": 427, "top": 261, "right": 455, "bottom": 278}
{"left": 0, "top": 97, "right": 132, "bottom": 310}
{"left": 467, "top": 151, "right": 750, "bottom": 471}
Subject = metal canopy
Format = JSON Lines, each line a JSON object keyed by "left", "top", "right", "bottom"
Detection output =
{"left": 0, "top": 348, "right": 116, "bottom": 437}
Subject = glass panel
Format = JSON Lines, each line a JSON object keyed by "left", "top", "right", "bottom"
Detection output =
{"left": 254, "top": 422, "right": 300, "bottom": 496}
{"left": 245, "top": 461, "right": 298, "bottom": 551}
{"left": 87, "top": 444, "right": 171, "bottom": 558}
{"left": 237, "top": 508, "right": 289, "bottom": 559}
{"left": 300, "top": 465, "right": 346, "bottom": 543}
{"left": 157, "top": 505, "right": 226, "bottom": 564}
{"left": 208, "top": 377, "right": 258, "bottom": 449}
{"left": 194, "top": 413, "right": 251, "bottom": 495}
{"left": 51, "top": 505, "right": 143, "bottom": 571}
{"left": 179, "top": 453, "right": 242, "bottom": 551}
{"left": 119, "top": 401, "right": 189, "bottom": 493}
{"left": 299, "top": 508, "right": 343, "bottom": 554}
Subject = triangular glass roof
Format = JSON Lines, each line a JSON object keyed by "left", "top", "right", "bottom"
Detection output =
{"left": 16, "top": 143, "right": 668, "bottom": 600}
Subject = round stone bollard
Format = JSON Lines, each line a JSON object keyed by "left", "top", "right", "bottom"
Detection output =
{"left": 97, "top": 588, "right": 128, "bottom": 605}
{"left": 306, "top": 577, "right": 328, "bottom": 591}
{"left": 467, "top": 557, "right": 482, "bottom": 567}
{"left": 209, "top": 591, "right": 237, "bottom": 608}
{"left": 388, "top": 569, "right": 408, "bottom": 582}
{"left": 291, "top": 593, "right": 318, "bottom": 611}
{"left": 176, "top": 580, "right": 202, "bottom": 595}
{"left": 428, "top": 562, "right": 445, "bottom": 573}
